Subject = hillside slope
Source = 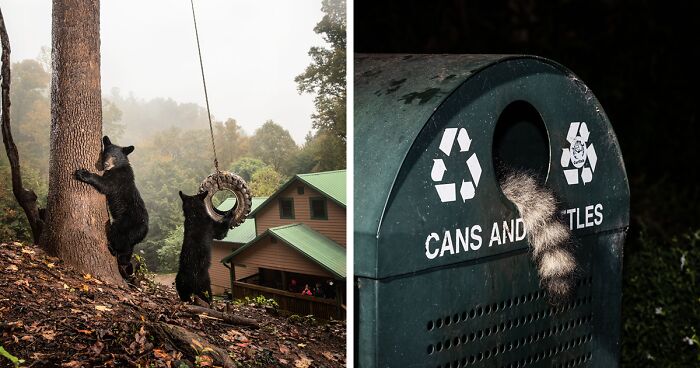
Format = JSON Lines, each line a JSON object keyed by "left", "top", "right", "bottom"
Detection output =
{"left": 0, "top": 242, "right": 345, "bottom": 367}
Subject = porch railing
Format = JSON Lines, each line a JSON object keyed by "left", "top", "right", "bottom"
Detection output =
{"left": 230, "top": 281, "right": 346, "bottom": 320}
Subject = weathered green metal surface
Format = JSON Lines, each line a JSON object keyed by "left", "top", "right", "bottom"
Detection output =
{"left": 354, "top": 54, "right": 629, "bottom": 367}
{"left": 355, "top": 54, "right": 508, "bottom": 271}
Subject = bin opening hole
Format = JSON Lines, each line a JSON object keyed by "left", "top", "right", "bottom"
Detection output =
{"left": 492, "top": 101, "right": 550, "bottom": 184}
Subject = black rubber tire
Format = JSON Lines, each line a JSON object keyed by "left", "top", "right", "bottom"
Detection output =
{"left": 199, "top": 171, "right": 252, "bottom": 228}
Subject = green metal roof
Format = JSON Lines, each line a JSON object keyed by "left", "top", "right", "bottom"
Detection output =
{"left": 249, "top": 170, "right": 346, "bottom": 216}
{"left": 217, "top": 197, "right": 267, "bottom": 244}
{"left": 221, "top": 223, "right": 346, "bottom": 279}
{"left": 297, "top": 170, "right": 346, "bottom": 206}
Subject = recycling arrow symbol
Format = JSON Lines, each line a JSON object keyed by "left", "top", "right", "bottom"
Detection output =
{"left": 431, "top": 128, "right": 482, "bottom": 202}
{"left": 561, "top": 122, "right": 597, "bottom": 185}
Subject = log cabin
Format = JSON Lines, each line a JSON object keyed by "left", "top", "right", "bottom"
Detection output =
{"left": 218, "top": 170, "right": 347, "bottom": 319}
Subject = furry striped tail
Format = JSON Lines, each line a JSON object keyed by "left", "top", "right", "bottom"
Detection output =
{"left": 499, "top": 171, "right": 578, "bottom": 305}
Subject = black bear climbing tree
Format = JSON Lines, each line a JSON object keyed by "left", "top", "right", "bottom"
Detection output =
{"left": 40, "top": 0, "right": 123, "bottom": 284}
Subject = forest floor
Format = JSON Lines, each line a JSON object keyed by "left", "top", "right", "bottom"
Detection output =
{"left": 0, "top": 242, "right": 346, "bottom": 368}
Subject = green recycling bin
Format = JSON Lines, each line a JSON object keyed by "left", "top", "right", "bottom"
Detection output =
{"left": 354, "top": 55, "right": 629, "bottom": 368}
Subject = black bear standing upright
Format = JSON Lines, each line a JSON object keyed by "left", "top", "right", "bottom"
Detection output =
{"left": 74, "top": 136, "right": 149, "bottom": 278}
{"left": 175, "top": 190, "right": 231, "bottom": 303}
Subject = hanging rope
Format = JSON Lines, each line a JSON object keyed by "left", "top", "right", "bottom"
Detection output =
{"left": 187, "top": 0, "right": 253, "bottom": 227}
{"left": 190, "top": 0, "right": 220, "bottom": 173}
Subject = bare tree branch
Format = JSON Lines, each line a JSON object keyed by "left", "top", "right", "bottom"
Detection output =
{"left": 0, "top": 6, "right": 44, "bottom": 243}
{"left": 181, "top": 304, "right": 260, "bottom": 328}
{"left": 150, "top": 322, "right": 236, "bottom": 368}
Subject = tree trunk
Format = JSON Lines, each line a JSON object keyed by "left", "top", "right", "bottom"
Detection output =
{"left": 0, "top": 7, "right": 44, "bottom": 243}
{"left": 41, "top": 0, "right": 122, "bottom": 284}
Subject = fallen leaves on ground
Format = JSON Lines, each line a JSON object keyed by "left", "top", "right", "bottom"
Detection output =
{"left": 295, "top": 355, "right": 313, "bottom": 368}
{"left": 0, "top": 242, "right": 346, "bottom": 367}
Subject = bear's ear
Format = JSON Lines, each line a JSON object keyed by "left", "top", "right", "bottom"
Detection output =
{"left": 197, "top": 190, "right": 209, "bottom": 200}
{"left": 102, "top": 136, "right": 111, "bottom": 146}
{"left": 122, "top": 146, "right": 135, "bottom": 155}
{"left": 178, "top": 191, "right": 186, "bottom": 200}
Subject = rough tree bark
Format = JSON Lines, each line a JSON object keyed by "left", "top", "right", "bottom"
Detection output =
{"left": 0, "top": 7, "right": 45, "bottom": 243}
{"left": 41, "top": 0, "right": 123, "bottom": 284}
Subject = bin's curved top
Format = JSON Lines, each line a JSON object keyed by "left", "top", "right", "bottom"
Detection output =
{"left": 355, "top": 54, "right": 530, "bottom": 240}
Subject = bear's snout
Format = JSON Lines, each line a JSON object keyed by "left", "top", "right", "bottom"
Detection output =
{"left": 103, "top": 157, "right": 116, "bottom": 171}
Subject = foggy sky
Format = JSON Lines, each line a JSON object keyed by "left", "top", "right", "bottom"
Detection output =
{"left": 0, "top": 0, "right": 326, "bottom": 143}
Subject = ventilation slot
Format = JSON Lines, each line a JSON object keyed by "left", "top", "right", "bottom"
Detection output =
{"left": 425, "top": 276, "right": 594, "bottom": 367}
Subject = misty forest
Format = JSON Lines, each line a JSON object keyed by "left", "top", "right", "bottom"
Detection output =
{"left": 0, "top": 4, "right": 346, "bottom": 275}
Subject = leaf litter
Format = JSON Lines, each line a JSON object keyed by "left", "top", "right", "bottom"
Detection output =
{"left": 0, "top": 242, "right": 346, "bottom": 367}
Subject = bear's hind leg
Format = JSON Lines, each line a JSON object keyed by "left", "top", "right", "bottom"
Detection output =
{"left": 195, "top": 288, "right": 212, "bottom": 304}
{"left": 107, "top": 220, "right": 130, "bottom": 256}
{"left": 117, "top": 252, "right": 134, "bottom": 278}
{"left": 175, "top": 274, "right": 193, "bottom": 302}
{"left": 109, "top": 220, "right": 142, "bottom": 277}
{"left": 130, "top": 222, "right": 148, "bottom": 245}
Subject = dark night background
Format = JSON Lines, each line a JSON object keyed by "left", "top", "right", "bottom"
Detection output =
{"left": 355, "top": 1, "right": 699, "bottom": 366}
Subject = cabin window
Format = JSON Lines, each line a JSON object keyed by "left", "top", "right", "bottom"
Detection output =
{"left": 297, "top": 186, "right": 305, "bottom": 195}
{"left": 279, "top": 198, "right": 295, "bottom": 219}
{"left": 310, "top": 197, "right": 328, "bottom": 220}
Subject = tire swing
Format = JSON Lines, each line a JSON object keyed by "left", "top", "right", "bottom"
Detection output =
{"left": 199, "top": 171, "right": 252, "bottom": 228}
{"left": 190, "top": 0, "right": 251, "bottom": 228}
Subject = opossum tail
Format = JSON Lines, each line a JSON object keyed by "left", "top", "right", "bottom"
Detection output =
{"left": 499, "top": 170, "right": 577, "bottom": 305}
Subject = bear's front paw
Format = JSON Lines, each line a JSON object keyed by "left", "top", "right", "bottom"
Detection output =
{"left": 74, "top": 168, "right": 91, "bottom": 182}
{"left": 107, "top": 243, "right": 117, "bottom": 256}
{"left": 222, "top": 210, "right": 235, "bottom": 223}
